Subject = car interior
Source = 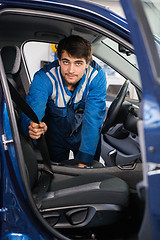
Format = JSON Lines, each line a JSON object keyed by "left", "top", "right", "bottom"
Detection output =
{"left": 0, "top": 7, "right": 144, "bottom": 240}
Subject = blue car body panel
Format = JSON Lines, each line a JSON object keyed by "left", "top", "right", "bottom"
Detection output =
{"left": 121, "top": 0, "right": 160, "bottom": 240}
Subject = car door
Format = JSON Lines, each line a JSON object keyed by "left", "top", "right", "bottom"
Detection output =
{"left": 121, "top": 0, "right": 160, "bottom": 239}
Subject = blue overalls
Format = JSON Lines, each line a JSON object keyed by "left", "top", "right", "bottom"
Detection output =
{"left": 21, "top": 60, "right": 107, "bottom": 166}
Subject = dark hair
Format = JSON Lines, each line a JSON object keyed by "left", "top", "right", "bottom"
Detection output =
{"left": 57, "top": 35, "right": 92, "bottom": 63}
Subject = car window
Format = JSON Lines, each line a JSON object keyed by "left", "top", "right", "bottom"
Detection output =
{"left": 93, "top": 56, "right": 139, "bottom": 102}
{"left": 23, "top": 41, "right": 57, "bottom": 81}
{"left": 141, "top": 1, "right": 160, "bottom": 59}
{"left": 102, "top": 38, "right": 138, "bottom": 68}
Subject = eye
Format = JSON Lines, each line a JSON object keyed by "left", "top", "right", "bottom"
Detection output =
{"left": 62, "top": 60, "right": 69, "bottom": 65}
{"left": 76, "top": 62, "right": 83, "bottom": 66}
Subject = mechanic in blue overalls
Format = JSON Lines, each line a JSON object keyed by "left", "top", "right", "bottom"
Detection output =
{"left": 21, "top": 35, "right": 107, "bottom": 167}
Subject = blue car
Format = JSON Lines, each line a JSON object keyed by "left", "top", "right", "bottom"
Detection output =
{"left": 0, "top": 0, "right": 160, "bottom": 239}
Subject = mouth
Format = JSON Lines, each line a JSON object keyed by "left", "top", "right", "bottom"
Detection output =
{"left": 65, "top": 74, "right": 77, "bottom": 79}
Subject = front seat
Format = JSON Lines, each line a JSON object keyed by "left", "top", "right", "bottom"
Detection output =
{"left": 1, "top": 45, "right": 129, "bottom": 229}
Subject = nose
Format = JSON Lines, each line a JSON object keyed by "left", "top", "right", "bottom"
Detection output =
{"left": 68, "top": 63, "right": 75, "bottom": 73}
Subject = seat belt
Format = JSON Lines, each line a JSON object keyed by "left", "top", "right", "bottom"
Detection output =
{"left": 7, "top": 79, "right": 54, "bottom": 177}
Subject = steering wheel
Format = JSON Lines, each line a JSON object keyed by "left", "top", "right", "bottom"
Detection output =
{"left": 101, "top": 80, "right": 129, "bottom": 134}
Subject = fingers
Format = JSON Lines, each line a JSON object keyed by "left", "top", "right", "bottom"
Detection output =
{"left": 78, "top": 163, "right": 88, "bottom": 168}
{"left": 39, "top": 122, "right": 47, "bottom": 132}
{"left": 78, "top": 163, "right": 93, "bottom": 168}
{"left": 28, "top": 121, "right": 47, "bottom": 140}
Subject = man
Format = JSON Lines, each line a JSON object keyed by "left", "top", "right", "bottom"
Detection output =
{"left": 21, "top": 35, "right": 107, "bottom": 167}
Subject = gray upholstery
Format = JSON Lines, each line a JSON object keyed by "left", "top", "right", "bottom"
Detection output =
{"left": 1, "top": 46, "right": 21, "bottom": 74}
{"left": 42, "top": 174, "right": 129, "bottom": 209}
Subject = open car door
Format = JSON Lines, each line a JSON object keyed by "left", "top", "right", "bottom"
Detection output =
{"left": 121, "top": 0, "right": 160, "bottom": 239}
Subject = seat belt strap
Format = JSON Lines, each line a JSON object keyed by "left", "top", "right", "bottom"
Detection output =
{"left": 8, "top": 79, "right": 53, "bottom": 176}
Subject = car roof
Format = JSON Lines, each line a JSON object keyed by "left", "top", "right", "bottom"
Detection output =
{"left": 81, "top": 0, "right": 125, "bottom": 17}
{"left": 0, "top": 0, "right": 129, "bottom": 47}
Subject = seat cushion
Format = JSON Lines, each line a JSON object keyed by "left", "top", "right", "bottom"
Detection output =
{"left": 40, "top": 173, "right": 129, "bottom": 209}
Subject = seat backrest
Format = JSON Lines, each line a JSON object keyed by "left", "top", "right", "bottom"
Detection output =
{"left": 1, "top": 45, "right": 29, "bottom": 98}
{"left": 1, "top": 46, "right": 21, "bottom": 74}
{"left": 1, "top": 45, "right": 38, "bottom": 189}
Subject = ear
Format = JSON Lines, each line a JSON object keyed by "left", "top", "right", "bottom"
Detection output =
{"left": 57, "top": 57, "right": 61, "bottom": 65}
{"left": 86, "top": 61, "right": 90, "bottom": 68}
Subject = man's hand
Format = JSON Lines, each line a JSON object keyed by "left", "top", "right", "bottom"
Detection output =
{"left": 28, "top": 121, "right": 47, "bottom": 140}
{"left": 78, "top": 163, "right": 87, "bottom": 168}
{"left": 78, "top": 163, "right": 93, "bottom": 168}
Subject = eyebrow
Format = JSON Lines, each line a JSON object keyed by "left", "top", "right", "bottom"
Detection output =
{"left": 61, "top": 58, "right": 84, "bottom": 63}
{"left": 61, "top": 58, "right": 69, "bottom": 61}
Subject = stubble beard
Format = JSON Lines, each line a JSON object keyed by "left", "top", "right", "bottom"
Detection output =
{"left": 64, "top": 74, "right": 80, "bottom": 87}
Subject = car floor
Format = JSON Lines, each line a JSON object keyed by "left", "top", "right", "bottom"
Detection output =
{"left": 60, "top": 228, "right": 139, "bottom": 240}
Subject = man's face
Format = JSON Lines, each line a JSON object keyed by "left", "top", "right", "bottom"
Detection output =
{"left": 58, "top": 50, "right": 90, "bottom": 90}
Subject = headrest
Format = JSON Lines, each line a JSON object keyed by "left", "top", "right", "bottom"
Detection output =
{"left": 1, "top": 46, "right": 21, "bottom": 74}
